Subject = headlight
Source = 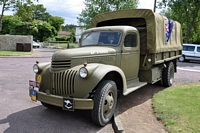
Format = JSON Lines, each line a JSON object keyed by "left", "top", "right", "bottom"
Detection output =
{"left": 33, "top": 64, "right": 39, "bottom": 73}
{"left": 79, "top": 67, "right": 88, "bottom": 78}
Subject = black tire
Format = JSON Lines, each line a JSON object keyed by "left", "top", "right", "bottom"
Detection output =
{"left": 41, "top": 102, "right": 58, "bottom": 109}
{"left": 162, "top": 62, "right": 174, "bottom": 87}
{"left": 91, "top": 80, "right": 117, "bottom": 126}
{"left": 179, "top": 56, "right": 185, "bottom": 62}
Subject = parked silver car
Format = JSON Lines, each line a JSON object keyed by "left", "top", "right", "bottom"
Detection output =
{"left": 33, "top": 41, "right": 40, "bottom": 48}
{"left": 179, "top": 44, "right": 200, "bottom": 62}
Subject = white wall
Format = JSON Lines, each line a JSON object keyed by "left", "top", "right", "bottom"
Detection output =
{"left": 75, "top": 27, "right": 86, "bottom": 43}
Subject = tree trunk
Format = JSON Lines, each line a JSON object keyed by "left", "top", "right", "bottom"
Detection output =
{"left": 0, "top": 2, "right": 6, "bottom": 32}
{"left": 0, "top": 17, "right": 2, "bottom": 32}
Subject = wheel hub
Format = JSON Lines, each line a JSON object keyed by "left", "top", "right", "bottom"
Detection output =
{"left": 103, "top": 92, "right": 114, "bottom": 117}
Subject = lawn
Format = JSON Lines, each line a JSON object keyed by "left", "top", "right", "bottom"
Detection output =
{"left": 153, "top": 82, "right": 200, "bottom": 133}
{"left": 0, "top": 50, "right": 32, "bottom": 56}
{"left": 44, "top": 43, "right": 79, "bottom": 49}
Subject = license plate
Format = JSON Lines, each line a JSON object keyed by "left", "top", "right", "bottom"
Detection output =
{"left": 29, "top": 80, "right": 40, "bottom": 88}
{"left": 63, "top": 98, "right": 74, "bottom": 111}
{"left": 30, "top": 89, "right": 37, "bottom": 101}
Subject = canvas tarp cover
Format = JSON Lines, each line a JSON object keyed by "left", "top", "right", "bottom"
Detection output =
{"left": 91, "top": 9, "right": 182, "bottom": 53}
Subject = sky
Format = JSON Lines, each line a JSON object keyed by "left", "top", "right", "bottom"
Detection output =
{"left": 0, "top": 0, "right": 158, "bottom": 25}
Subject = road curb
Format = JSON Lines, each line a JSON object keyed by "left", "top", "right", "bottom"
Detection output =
{"left": 112, "top": 108, "right": 125, "bottom": 133}
{"left": 0, "top": 56, "right": 51, "bottom": 58}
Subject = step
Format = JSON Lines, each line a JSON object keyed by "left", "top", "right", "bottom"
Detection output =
{"left": 123, "top": 82, "right": 147, "bottom": 96}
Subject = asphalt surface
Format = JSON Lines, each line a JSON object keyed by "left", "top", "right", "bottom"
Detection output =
{"left": 0, "top": 48, "right": 200, "bottom": 133}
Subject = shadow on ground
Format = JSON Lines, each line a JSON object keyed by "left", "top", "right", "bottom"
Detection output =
{"left": 0, "top": 106, "right": 107, "bottom": 133}
{"left": 117, "top": 84, "right": 165, "bottom": 114}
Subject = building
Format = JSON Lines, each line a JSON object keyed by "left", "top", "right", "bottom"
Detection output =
{"left": 75, "top": 26, "right": 86, "bottom": 43}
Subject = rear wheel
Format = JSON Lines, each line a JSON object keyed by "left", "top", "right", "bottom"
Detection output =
{"left": 179, "top": 56, "right": 185, "bottom": 62}
{"left": 91, "top": 80, "right": 117, "bottom": 126}
{"left": 161, "top": 62, "right": 174, "bottom": 87}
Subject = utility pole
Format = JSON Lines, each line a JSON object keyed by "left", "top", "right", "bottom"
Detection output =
{"left": 153, "top": 0, "right": 157, "bottom": 12}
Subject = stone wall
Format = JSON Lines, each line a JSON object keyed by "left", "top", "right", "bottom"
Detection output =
{"left": 0, "top": 35, "right": 33, "bottom": 50}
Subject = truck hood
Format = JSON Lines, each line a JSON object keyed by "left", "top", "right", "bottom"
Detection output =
{"left": 52, "top": 47, "right": 117, "bottom": 60}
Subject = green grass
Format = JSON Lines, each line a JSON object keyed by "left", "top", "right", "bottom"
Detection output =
{"left": 45, "top": 43, "right": 79, "bottom": 49}
{"left": 153, "top": 82, "right": 200, "bottom": 133}
{"left": 0, "top": 50, "right": 32, "bottom": 56}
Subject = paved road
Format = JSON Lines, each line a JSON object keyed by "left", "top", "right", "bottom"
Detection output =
{"left": 0, "top": 49, "right": 200, "bottom": 133}
{"left": 177, "top": 61, "right": 200, "bottom": 72}
{"left": 0, "top": 57, "right": 114, "bottom": 133}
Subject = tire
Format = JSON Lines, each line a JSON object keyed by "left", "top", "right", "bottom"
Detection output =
{"left": 162, "top": 62, "right": 174, "bottom": 87}
{"left": 41, "top": 102, "right": 58, "bottom": 109}
{"left": 91, "top": 80, "right": 117, "bottom": 126}
{"left": 179, "top": 56, "right": 185, "bottom": 62}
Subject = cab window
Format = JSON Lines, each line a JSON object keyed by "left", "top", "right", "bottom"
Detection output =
{"left": 124, "top": 34, "right": 137, "bottom": 47}
{"left": 183, "top": 45, "right": 195, "bottom": 51}
{"left": 197, "top": 47, "right": 200, "bottom": 52}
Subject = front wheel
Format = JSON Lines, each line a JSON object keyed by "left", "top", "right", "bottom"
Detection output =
{"left": 91, "top": 80, "right": 117, "bottom": 126}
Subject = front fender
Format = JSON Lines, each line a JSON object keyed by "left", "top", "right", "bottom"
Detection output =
{"left": 73, "top": 64, "right": 127, "bottom": 98}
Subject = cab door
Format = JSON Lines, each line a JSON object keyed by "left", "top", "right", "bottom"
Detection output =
{"left": 120, "top": 32, "right": 140, "bottom": 81}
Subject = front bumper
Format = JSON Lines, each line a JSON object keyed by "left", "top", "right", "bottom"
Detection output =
{"left": 29, "top": 87, "right": 94, "bottom": 110}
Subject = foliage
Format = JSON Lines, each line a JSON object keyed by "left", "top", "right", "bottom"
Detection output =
{"left": 55, "top": 35, "right": 67, "bottom": 41}
{"left": 0, "top": 50, "right": 32, "bottom": 56}
{"left": 0, "top": 15, "right": 21, "bottom": 34}
{"left": 14, "top": 3, "right": 51, "bottom": 22}
{"left": 32, "top": 4, "right": 51, "bottom": 21}
{"left": 62, "top": 24, "right": 76, "bottom": 31}
{"left": 153, "top": 82, "right": 200, "bottom": 133}
{"left": 45, "top": 43, "right": 79, "bottom": 49}
{"left": 48, "top": 16, "right": 65, "bottom": 32}
{"left": 10, "top": 20, "right": 57, "bottom": 42}
{"left": 157, "top": 0, "right": 200, "bottom": 43}
{"left": 0, "top": 0, "right": 38, "bottom": 31}
{"left": 68, "top": 29, "right": 75, "bottom": 43}
{"left": 0, "top": 1, "right": 65, "bottom": 42}
{"left": 77, "top": 0, "right": 138, "bottom": 28}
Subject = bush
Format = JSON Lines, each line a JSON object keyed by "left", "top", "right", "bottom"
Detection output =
{"left": 55, "top": 36, "right": 67, "bottom": 41}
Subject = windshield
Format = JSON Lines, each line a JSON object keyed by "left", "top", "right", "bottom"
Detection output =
{"left": 81, "top": 31, "right": 121, "bottom": 46}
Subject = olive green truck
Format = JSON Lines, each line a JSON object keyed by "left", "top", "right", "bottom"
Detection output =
{"left": 29, "top": 9, "right": 182, "bottom": 126}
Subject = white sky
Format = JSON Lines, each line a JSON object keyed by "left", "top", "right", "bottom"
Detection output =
{"left": 0, "top": 0, "right": 159, "bottom": 25}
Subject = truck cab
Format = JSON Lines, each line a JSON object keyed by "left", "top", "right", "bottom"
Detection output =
{"left": 80, "top": 26, "right": 140, "bottom": 81}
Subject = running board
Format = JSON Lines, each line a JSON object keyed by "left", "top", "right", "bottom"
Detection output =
{"left": 123, "top": 82, "right": 147, "bottom": 96}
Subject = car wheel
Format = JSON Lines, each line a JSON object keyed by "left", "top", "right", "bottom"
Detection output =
{"left": 162, "top": 61, "right": 174, "bottom": 87}
{"left": 91, "top": 80, "right": 117, "bottom": 126}
{"left": 179, "top": 56, "right": 185, "bottom": 62}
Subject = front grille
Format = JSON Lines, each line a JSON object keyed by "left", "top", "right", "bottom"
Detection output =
{"left": 51, "top": 60, "right": 71, "bottom": 68}
{"left": 52, "top": 70, "right": 77, "bottom": 96}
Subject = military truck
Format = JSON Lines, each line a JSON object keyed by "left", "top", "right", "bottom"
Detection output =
{"left": 29, "top": 9, "right": 182, "bottom": 126}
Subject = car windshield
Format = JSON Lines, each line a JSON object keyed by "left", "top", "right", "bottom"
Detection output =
{"left": 81, "top": 31, "right": 121, "bottom": 46}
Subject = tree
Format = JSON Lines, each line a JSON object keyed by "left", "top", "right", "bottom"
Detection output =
{"left": 32, "top": 4, "right": 51, "bottom": 21}
{"left": 0, "top": 0, "right": 38, "bottom": 31}
{"left": 0, "top": 15, "right": 22, "bottom": 34}
{"left": 14, "top": 3, "right": 51, "bottom": 22}
{"left": 10, "top": 20, "right": 57, "bottom": 42}
{"left": 69, "top": 29, "right": 75, "bottom": 43}
{"left": 14, "top": 3, "right": 34, "bottom": 21}
{"left": 157, "top": 0, "right": 200, "bottom": 43}
{"left": 77, "top": 0, "right": 138, "bottom": 28}
{"left": 48, "top": 16, "right": 65, "bottom": 32}
{"left": 62, "top": 24, "right": 76, "bottom": 31}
